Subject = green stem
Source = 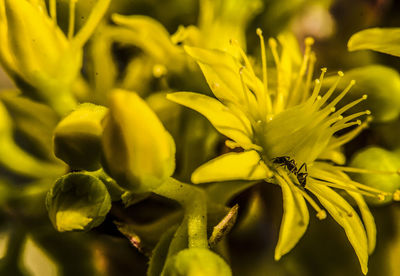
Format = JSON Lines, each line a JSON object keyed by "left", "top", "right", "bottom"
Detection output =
{"left": 154, "top": 178, "right": 208, "bottom": 249}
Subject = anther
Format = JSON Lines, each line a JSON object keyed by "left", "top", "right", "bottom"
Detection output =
{"left": 377, "top": 194, "right": 385, "bottom": 201}
{"left": 256, "top": 28, "right": 262, "bottom": 36}
{"left": 305, "top": 37, "right": 315, "bottom": 46}
{"left": 365, "top": 110, "right": 371, "bottom": 115}
{"left": 321, "top": 67, "right": 327, "bottom": 73}
{"left": 268, "top": 38, "right": 277, "bottom": 48}
{"left": 362, "top": 94, "right": 368, "bottom": 100}
{"left": 316, "top": 210, "right": 327, "bottom": 220}
{"left": 338, "top": 71, "right": 344, "bottom": 77}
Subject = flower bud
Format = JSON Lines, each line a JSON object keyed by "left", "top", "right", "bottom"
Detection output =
{"left": 102, "top": 89, "right": 175, "bottom": 192}
{"left": 0, "top": 0, "right": 80, "bottom": 114}
{"left": 46, "top": 172, "right": 111, "bottom": 232}
{"left": 350, "top": 147, "right": 400, "bottom": 205}
{"left": 53, "top": 103, "right": 107, "bottom": 171}
{"left": 163, "top": 248, "right": 232, "bottom": 276}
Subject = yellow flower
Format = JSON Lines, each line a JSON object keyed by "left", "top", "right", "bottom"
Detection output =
{"left": 167, "top": 30, "right": 397, "bottom": 274}
{"left": 0, "top": 0, "right": 110, "bottom": 115}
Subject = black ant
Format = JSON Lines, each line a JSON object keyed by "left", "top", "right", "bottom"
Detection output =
{"left": 272, "top": 156, "right": 308, "bottom": 188}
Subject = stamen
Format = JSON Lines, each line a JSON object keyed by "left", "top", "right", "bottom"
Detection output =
{"left": 288, "top": 37, "right": 314, "bottom": 106}
{"left": 327, "top": 121, "right": 368, "bottom": 149}
{"left": 308, "top": 79, "right": 322, "bottom": 105}
{"left": 298, "top": 188, "right": 327, "bottom": 220}
{"left": 50, "top": 0, "right": 57, "bottom": 23}
{"left": 311, "top": 185, "right": 353, "bottom": 217}
{"left": 315, "top": 71, "right": 344, "bottom": 110}
{"left": 334, "top": 111, "right": 370, "bottom": 126}
{"left": 268, "top": 38, "right": 280, "bottom": 68}
{"left": 68, "top": 0, "right": 77, "bottom": 39}
{"left": 231, "top": 38, "right": 266, "bottom": 114}
{"left": 324, "top": 80, "right": 356, "bottom": 111}
{"left": 337, "top": 166, "right": 400, "bottom": 175}
{"left": 313, "top": 179, "right": 381, "bottom": 199}
{"left": 230, "top": 39, "right": 256, "bottom": 77}
{"left": 303, "top": 52, "right": 316, "bottom": 102}
{"left": 256, "top": 28, "right": 272, "bottom": 112}
{"left": 331, "top": 120, "right": 361, "bottom": 132}
{"left": 239, "top": 67, "right": 251, "bottom": 108}
{"left": 332, "top": 95, "right": 368, "bottom": 117}
{"left": 311, "top": 166, "right": 389, "bottom": 196}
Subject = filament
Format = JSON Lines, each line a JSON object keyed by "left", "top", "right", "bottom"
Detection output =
{"left": 68, "top": 0, "right": 77, "bottom": 39}
{"left": 256, "top": 28, "right": 272, "bottom": 112}
{"left": 298, "top": 188, "right": 327, "bottom": 220}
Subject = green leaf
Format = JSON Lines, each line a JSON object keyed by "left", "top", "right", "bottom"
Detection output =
{"left": 274, "top": 176, "right": 309, "bottom": 261}
{"left": 348, "top": 28, "right": 400, "bottom": 57}
{"left": 191, "top": 151, "right": 271, "bottom": 184}
{"left": 46, "top": 172, "right": 111, "bottom": 232}
{"left": 54, "top": 103, "right": 107, "bottom": 171}
{"left": 102, "top": 89, "right": 176, "bottom": 192}
{"left": 350, "top": 146, "right": 400, "bottom": 204}
{"left": 307, "top": 182, "right": 369, "bottom": 275}
{"left": 167, "top": 92, "right": 254, "bottom": 149}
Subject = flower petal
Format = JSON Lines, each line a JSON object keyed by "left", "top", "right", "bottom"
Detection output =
{"left": 167, "top": 92, "right": 254, "bottom": 148}
{"left": 184, "top": 45, "right": 244, "bottom": 104}
{"left": 348, "top": 191, "right": 376, "bottom": 255}
{"left": 307, "top": 183, "right": 369, "bottom": 275}
{"left": 348, "top": 28, "right": 400, "bottom": 57}
{"left": 274, "top": 175, "right": 309, "bottom": 261}
{"left": 191, "top": 151, "right": 271, "bottom": 184}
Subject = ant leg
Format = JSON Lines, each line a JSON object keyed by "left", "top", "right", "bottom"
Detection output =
{"left": 298, "top": 163, "right": 307, "bottom": 173}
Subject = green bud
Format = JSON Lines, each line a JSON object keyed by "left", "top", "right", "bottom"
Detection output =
{"left": 102, "top": 89, "right": 175, "bottom": 193}
{"left": 53, "top": 103, "right": 107, "bottom": 171}
{"left": 350, "top": 147, "right": 400, "bottom": 204}
{"left": 46, "top": 172, "right": 111, "bottom": 232}
{"left": 163, "top": 248, "right": 232, "bottom": 276}
{"left": 323, "top": 65, "right": 400, "bottom": 122}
